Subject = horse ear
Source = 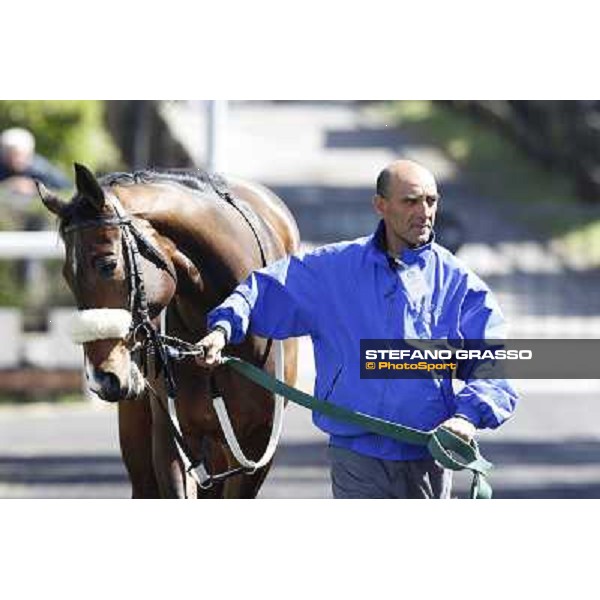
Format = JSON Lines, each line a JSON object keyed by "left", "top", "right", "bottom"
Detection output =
{"left": 36, "top": 181, "right": 67, "bottom": 216}
{"left": 74, "top": 163, "right": 105, "bottom": 210}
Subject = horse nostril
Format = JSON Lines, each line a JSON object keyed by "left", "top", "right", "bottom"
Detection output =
{"left": 95, "top": 370, "right": 122, "bottom": 402}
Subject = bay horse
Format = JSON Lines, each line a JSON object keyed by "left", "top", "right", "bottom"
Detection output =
{"left": 38, "top": 164, "right": 300, "bottom": 498}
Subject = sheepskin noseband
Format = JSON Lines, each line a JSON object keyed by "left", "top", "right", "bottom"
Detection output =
{"left": 69, "top": 309, "right": 132, "bottom": 344}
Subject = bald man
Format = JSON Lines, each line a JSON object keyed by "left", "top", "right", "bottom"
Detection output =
{"left": 196, "top": 160, "right": 518, "bottom": 499}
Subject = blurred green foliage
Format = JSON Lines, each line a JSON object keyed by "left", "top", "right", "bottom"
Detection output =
{"left": 0, "top": 100, "right": 120, "bottom": 173}
{"left": 384, "top": 101, "right": 578, "bottom": 207}
{"left": 0, "top": 210, "right": 25, "bottom": 306}
{"left": 0, "top": 101, "right": 121, "bottom": 308}
{"left": 0, "top": 262, "right": 23, "bottom": 306}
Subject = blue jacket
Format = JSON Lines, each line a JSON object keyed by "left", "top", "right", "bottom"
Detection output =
{"left": 208, "top": 221, "right": 518, "bottom": 461}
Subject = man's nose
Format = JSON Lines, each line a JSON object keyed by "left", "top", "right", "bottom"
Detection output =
{"left": 415, "top": 199, "right": 430, "bottom": 218}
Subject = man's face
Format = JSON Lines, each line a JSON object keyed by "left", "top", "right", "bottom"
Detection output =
{"left": 1, "top": 147, "right": 33, "bottom": 172}
{"left": 373, "top": 168, "right": 439, "bottom": 251}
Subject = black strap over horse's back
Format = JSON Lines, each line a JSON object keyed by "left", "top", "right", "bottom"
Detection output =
{"left": 205, "top": 173, "right": 273, "bottom": 369}
{"left": 206, "top": 173, "right": 269, "bottom": 269}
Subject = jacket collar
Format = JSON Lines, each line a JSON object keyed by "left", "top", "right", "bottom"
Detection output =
{"left": 367, "top": 220, "right": 434, "bottom": 268}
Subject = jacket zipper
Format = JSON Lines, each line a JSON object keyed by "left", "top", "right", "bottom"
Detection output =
{"left": 322, "top": 365, "right": 343, "bottom": 402}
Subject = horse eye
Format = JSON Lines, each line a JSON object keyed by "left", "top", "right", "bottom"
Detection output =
{"left": 94, "top": 257, "right": 118, "bottom": 278}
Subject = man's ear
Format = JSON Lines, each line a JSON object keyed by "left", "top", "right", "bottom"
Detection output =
{"left": 373, "top": 194, "right": 386, "bottom": 217}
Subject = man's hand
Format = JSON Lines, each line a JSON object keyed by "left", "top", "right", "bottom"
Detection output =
{"left": 194, "top": 329, "right": 227, "bottom": 368}
{"left": 440, "top": 416, "right": 476, "bottom": 442}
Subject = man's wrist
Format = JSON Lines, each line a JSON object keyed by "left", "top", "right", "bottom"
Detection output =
{"left": 454, "top": 412, "right": 478, "bottom": 429}
{"left": 211, "top": 322, "right": 231, "bottom": 344}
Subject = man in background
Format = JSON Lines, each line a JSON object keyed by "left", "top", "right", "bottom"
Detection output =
{"left": 0, "top": 127, "right": 70, "bottom": 195}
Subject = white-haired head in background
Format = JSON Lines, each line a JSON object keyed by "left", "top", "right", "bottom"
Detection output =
{"left": 0, "top": 127, "right": 35, "bottom": 152}
{"left": 0, "top": 127, "right": 36, "bottom": 171}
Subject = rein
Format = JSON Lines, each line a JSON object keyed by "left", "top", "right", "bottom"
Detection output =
{"left": 222, "top": 357, "right": 493, "bottom": 499}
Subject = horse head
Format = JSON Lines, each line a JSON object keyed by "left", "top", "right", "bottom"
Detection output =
{"left": 38, "top": 164, "right": 178, "bottom": 402}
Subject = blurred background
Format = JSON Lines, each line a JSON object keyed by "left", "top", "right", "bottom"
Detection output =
{"left": 0, "top": 100, "right": 598, "bottom": 498}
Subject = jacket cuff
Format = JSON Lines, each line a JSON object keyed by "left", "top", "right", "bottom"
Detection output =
{"left": 454, "top": 404, "right": 481, "bottom": 428}
{"left": 211, "top": 321, "right": 232, "bottom": 344}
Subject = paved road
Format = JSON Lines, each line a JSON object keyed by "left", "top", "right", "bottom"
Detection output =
{"left": 0, "top": 392, "right": 331, "bottom": 499}
{"left": 3, "top": 384, "right": 600, "bottom": 498}
{"left": 1, "top": 100, "right": 599, "bottom": 498}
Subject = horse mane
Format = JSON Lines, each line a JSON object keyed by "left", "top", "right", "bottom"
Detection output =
{"left": 98, "top": 168, "right": 226, "bottom": 193}
{"left": 59, "top": 168, "right": 228, "bottom": 232}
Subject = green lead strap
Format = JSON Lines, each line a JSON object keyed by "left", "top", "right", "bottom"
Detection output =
{"left": 223, "top": 356, "right": 493, "bottom": 499}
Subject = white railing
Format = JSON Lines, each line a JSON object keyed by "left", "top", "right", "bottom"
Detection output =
{"left": 0, "top": 232, "right": 77, "bottom": 369}
{"left": 0, "top": 231, "right": 64, "bottom": 259}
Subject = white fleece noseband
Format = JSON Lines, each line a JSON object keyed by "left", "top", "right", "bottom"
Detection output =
{"left": 69, "top": 309, "right": 132, "bottom": 344}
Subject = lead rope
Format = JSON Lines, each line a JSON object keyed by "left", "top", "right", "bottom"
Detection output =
{"left": 221, "top": 355, "right": 493, "bottom": 499}
{"left": 159, "top": 341, "right": 493, "bottom": 499}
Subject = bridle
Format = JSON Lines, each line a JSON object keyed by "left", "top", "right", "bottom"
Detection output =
{"left": 64, "top": 180, "right": 281, "bottom": 490}
{"left": 63, "top": 197, "right": 178, "bottom": 393}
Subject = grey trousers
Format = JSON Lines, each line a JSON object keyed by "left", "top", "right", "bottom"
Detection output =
{"left": 329, "top": 445, "right": 453, "bottom": 499}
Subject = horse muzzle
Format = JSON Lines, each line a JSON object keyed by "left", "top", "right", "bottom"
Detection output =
{"left": 91, "top": 362, "right": 145, "bottom": 403}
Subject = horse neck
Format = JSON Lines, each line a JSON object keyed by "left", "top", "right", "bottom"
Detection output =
{"left": 112, "top": 182, "right": 266, "bottom": 323}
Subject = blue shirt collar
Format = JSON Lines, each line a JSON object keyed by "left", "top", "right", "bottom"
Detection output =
{"left": 368, "top": 220, "right": 434, "bottom": 267}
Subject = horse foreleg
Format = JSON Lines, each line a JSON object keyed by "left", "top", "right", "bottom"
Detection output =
{"left": 118, "top": 393, "right": 160, "bottom": 498}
